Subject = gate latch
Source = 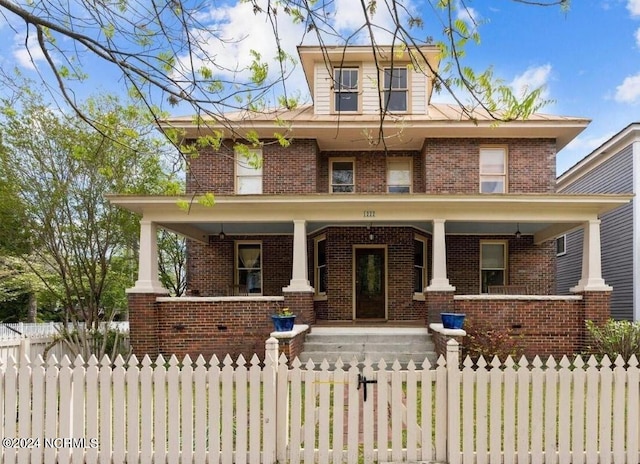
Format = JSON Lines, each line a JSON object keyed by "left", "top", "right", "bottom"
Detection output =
{"left": 357, "top": 374, "right": 377, "bottom": 402}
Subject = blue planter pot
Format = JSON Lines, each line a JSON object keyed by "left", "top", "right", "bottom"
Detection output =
{"left": 441, "top": 312, "right": 466, "bottom": 329}
{"left": 271, "top": 315, "right": 296, "bottom": 332}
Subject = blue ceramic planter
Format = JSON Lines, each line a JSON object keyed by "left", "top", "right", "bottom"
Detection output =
{"left": 271, "top": 315, "right": 296, "bottom": 332}
{"left": 441, "top": 312, "right": 466, "bottom": 329}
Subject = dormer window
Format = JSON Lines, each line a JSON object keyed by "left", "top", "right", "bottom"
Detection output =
{"left": 334, "top": 68, "right": 359, "bottom": 112}
{"left": 383, "top": 67, "right": 408, "bottom": 112}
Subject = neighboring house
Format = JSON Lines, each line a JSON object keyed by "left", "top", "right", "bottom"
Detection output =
{"left": 557, "top": 122, "right": 640, "bottom": 321}
{"left": 110, "top": 45, "right": 631, "bottom": 360}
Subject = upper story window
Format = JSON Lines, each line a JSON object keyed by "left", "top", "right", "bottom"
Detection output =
{"left": 479, "top": 147, "right": 507, "bottom": 193}
{"left": 334, "top": 68, "right": 359, "bottom": 112}
{"left": 235, "top": 148, "right": 263, "bottom": 194}
{"left": 387, "top": 158, "right": 412, "bottom": 193}
{"left": 330, "top": 158, "right": 355, "bottom": 193}
{"left": 383, "top": 67, "right": 408, "bottom": 112}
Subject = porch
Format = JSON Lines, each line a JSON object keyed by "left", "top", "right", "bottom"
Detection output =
{"left": 110, "top": 193, "right": 628, "bottom": 360}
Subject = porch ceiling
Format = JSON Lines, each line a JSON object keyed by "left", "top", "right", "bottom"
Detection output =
{"left": 109, "top": 193, "right": 631, "bottom": 244}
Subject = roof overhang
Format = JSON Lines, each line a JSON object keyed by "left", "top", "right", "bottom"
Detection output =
{"left": 160, "top": 114, "right": 589, "bottom": 152}
{"left": 109, "top": 193, "right": 632, "bottom": 244}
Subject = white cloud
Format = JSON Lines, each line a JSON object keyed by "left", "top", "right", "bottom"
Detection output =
{"left": 175, "top": 1, "right": 308, "bottom": 102}
{"left": 332, "top": 0, "right": 414, "bottom": 44}
{"left": 628, "top": 0, "right": 640, "bottom": 16}
{"left": 12, "top": 33, "right": 46, "bottom": 70}
{"left": 509, "top": 64, "right": 552, "bottom": 99}
{"left": 614, "top": 72, "right": 640, "bottom": 103}
{"left": 557, "top": 131, "right": 616, "bottom": 175}
{"left": 635, "top": 27, "right": 640, "bottom": 48}
{"left": 457, "top": 3, "right": 480, "bottom": 30}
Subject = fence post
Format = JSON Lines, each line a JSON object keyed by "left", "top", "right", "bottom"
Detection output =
{"left": 263, "top": 337, "right": 279, "bottom": 464}
{"left": 447, "top": 339, "right": 461, "bottom": 464}
{"left": 19, "top": 336, "right": 31, "bottom": 364}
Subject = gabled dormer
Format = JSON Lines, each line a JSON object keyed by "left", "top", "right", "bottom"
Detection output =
{"left": 298, "top": 45, "right": 441, "bottom": 116}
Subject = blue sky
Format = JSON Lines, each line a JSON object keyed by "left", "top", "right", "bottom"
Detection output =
{"left": 0, "top": 0, "right": 639, "bottom": 174}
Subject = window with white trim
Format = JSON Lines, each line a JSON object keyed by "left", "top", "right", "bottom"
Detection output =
{"left": 556, "top": 235, "right": 566, "bottom": 256}
{"left": 314, "top": 235, "right": 327, "bottom": 295}
{"left": 235, "top": 148, "right": 263, "bottom": 194}
{"left": 480, "top": 241, "right": 507, "bottom": 293}
{"left": 414, "top": 237, "right": 427, "bottom": 293}
{"left": 334, "top": 68, "right": 359, "bottom": 112}
{"left": 236, "top": 242, "right": 262, "bottom": 294}
{"left": 330, "top": 158, "right": 355, "bottom": 193}
{"left": 387, "top": 158, "right": 412, "bottom": 193}
{"left": 383, "top": 67, "right": 408, "bottom": 112}
{"left": 479, "top": 147, "right": 507, "bottom": 193}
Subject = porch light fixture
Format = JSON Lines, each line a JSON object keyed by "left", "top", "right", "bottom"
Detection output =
{"left": 219, "top": 224, "right": 226, "bottom": 240}
{"left": 368, "top": 223, "right": 374, "bottom": 241}
{"left": 515, "top": 223, "right": 521, "bottom": 239}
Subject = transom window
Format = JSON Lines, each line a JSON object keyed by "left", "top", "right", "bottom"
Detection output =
{"left": 480, "top": 241, "right": 507, "bottom": 293}
{"left": 387, "top": 158, "right": 411, "bottom": 193}
{"left": 330, "top": 158, "right": 355, "bottom": 193}
{"left": 414, "top": 237, "right": 427, "bottom": 293}
{"left": 334, "top": 68, "right": 359, "bottom": 112}
{"left": 235, "top": 148, "right": 263, "bottom": 194}
{"left": 383, "top": 67, "right": 408, "bottom": 112}
{"left": 479, "top": 147, "right": 507, "bottom": 193}
{"left": 236, "top": 242, "right": 262, "bottom": 295}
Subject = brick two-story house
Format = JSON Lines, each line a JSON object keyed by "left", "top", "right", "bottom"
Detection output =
{"left": 110, "top": 45, "right": 631, "bottom": 360}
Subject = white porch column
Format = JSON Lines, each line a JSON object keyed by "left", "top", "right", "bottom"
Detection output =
{"left": 571, "top": 219, "right": 612, "bottom": 292}
{"left": 127, "top": 220, "right": 168, "bottom": 294}
{"left": 283, "top": 219, "right": 314, "bottom": 292}
{"left": 427, "top": 219, "right": 456, "bottom": 292}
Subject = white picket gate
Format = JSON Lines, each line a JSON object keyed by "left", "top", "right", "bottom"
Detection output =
{"left": 1, "top": 338, "right": 639, "bottom": 463}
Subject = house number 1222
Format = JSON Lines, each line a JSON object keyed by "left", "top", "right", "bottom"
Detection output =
{"left": 363, "top": 210, "right": 376, "bottom": 218}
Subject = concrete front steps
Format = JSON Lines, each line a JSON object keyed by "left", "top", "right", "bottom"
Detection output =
{"left": 297, "top": 326, "right": 438, "bottom": 369}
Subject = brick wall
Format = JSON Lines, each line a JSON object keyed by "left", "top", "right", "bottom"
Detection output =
{"left": 317, "top": 150, "right": 424, "bottom": 193}
{"left": 187, "top": 235, "right": 293, "bottom": 296}
{"left": 452, "top": 294, "right": 608, "bottom": 358}
{"left": 153, "top": 298, "right": 282, "bottom": 361}
{"left": 447, "top": 235, "right": 555, "bottom": 295}
{"left": 128, "top": 293, "right": 161, "bottom": 357}
{"left": 187, "top": 139, "right": 318, "bottom": 195}
{"left": 321, "top": 226, "right": 424, "bottom": 320}
{"left": 422, "top": 138, "right": 556, "bottom": 194}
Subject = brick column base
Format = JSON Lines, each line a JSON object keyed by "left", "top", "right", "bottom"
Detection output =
{"left": 127, "top": 293, "right": 161, "bottom": 358}
{"left": 425, "top": 291, "right": 456, "bottom": 325}
{"left": 581, "top": 290, "right": 612, "bottom": 352}
{"left": 283, "top": 291, "right": 315, "bottom": 325}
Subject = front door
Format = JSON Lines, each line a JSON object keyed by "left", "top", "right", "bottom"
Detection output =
{"left": 355, "top": 247, "right": 386, "bottom": 319}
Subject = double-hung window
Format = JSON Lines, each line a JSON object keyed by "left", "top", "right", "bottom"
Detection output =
{"left": 236, "top": 242, "right": 262, "bottom": 294}
{"left": 556, "top": 235, "right": 566, "bottom": 256}
{"left": 387, "top": 158, "right": 411, "bottom": 193}
{"left": 383, "top": 67, "right": 408, "bottom": 112}
{"left": 330, "top": 158, "right": 355, "bottom": 193}
{"left": 235, "top": 148, "right": 263, "bottom": 194}
{"left": 480, "top": 241, "right": 507, "bottom": 293}
{"left": 334, "top": 68, "right": 359, "bottom": 112}
{"left": 479, "top": 147, "right": 507, "bottom": 193}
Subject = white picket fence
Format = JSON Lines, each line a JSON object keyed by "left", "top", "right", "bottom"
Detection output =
{"left": 1, "top": 339, "right": 639, "bottom": 463}
{"left": 0, "top": 322, "right": 130, "bottom": 340}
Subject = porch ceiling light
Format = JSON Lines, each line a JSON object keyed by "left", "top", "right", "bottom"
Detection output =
{"left": 219, "top": 224, "right": 226, "bottom": 240}
{"left": 515, "top": 223, "right": 522, "bottom": 239}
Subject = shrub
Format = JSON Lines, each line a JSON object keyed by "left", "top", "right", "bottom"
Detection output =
{"left": 585, "top": 319, "right": 640, "bottom": 363}
{"left": 462, "top": 322, "right": 525, "bottom": 363}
